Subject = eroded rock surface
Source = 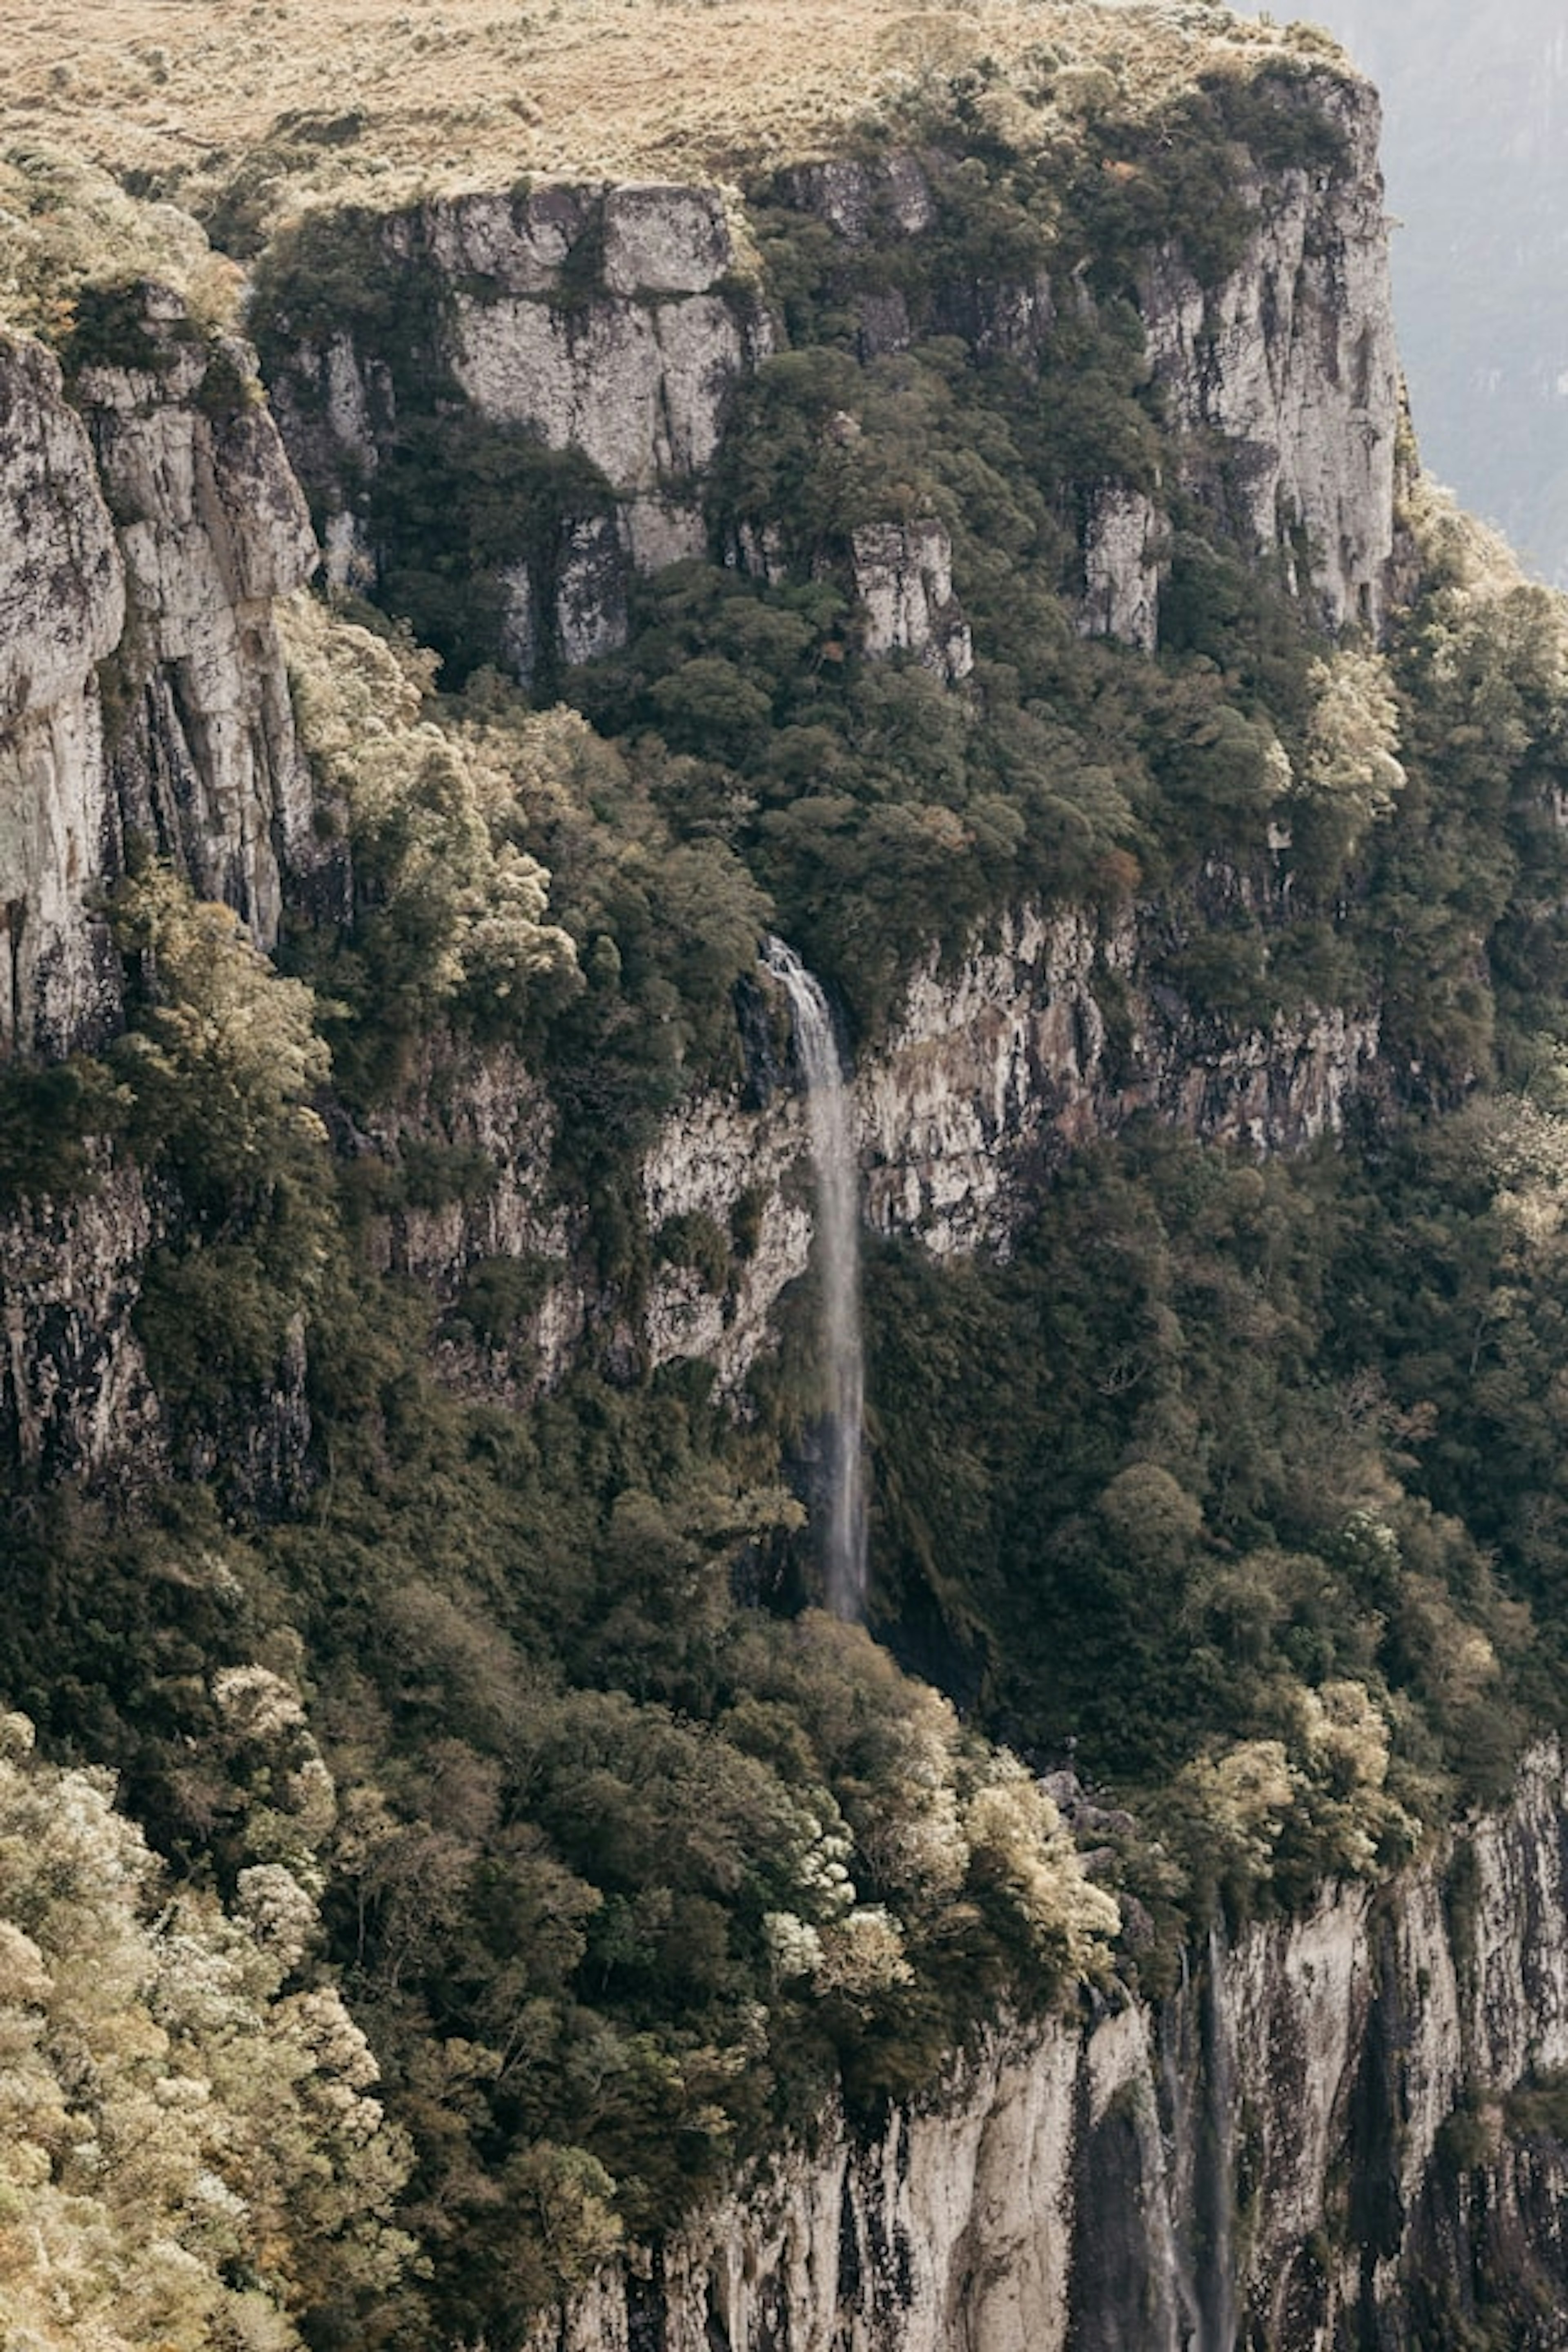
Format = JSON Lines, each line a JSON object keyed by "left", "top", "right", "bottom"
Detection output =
{"left": 532, "top": 1749, "right": 1568, "bottom": 2352}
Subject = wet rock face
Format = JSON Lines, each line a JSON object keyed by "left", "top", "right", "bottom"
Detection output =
{"left": 861, "top": 897, "right": 1381, "bottom": 1254}
{"left": 530, "top": 1749, "right": 1568, "bottom": 2352}
{"left": 640, "top": 894, "right": 1380, "bottom": 1396}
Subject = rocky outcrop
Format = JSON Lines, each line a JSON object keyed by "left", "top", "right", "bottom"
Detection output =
{"left": 861, "top": 898, "right": 1379, "bottom": 1254}
{"left": 850, "top": 520, "right": 973, "bottom": 681}
{"left": 1078, "top": 486, "right": 1163, "bottom": 654}
{"left": 1142, "top": 72, "right": 1401, "bottom": 638}
{"left": 0, "top": 296, "right": 324, "bottom": 1059}
{"left": 264, "top": 70, "right": 1396, "bottom": 682}
{"left": 0, "top": 336, "right": 126, "bottom": 1056}
{"left": 350, "top": 1036, "right": 590, "bottom": 1400}
{"left": 531, "top": 1746, "right": 1568, "bottom": 2352}
{"left": 0, "top": 1164, "right": 163, "bottom": 1485}
{"left": 760, "top": 69, "right": 1398, "bottom": 654}
{"left": 641, "top": 896, "right": 1379, "bottom": 1391}
{"left": 76, "top": 290, "right": 322, "bottom": 947}
{"left": 268, "top": 182, "right": 774, "bottom": 679}
{"left": 643, "top": 1081, "right": 815, "bottom": 1393}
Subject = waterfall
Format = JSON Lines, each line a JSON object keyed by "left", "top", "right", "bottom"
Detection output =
{"left": 1159, "top": 1928, "right": 1240, "bottom": 2352}
{"left": 762, "top": 937, "right": 867, "bottom": 1621}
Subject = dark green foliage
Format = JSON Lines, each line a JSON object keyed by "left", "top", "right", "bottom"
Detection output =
{"left": 58, "top": 277, "right": 171, "bottom": 374}
{"left": 373, "top": 418, "right": 616, "bottom": 689}
{"left": 12, "top": 38, "right": 1568, "bottom": 2350}
{"left": 866, "top": 1116, "right": 1554, "bottom": 1928}
{"left": 0, "top": 1055, "right": 129, "bottom": 1207}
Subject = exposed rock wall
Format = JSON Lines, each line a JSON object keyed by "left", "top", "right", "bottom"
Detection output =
{"left": 532, "top": 1747, "right": 1568, "bottom": 2352}
{"left": 642, "top": 895, "right": 1379, "bottom": 1390}
{"left": 1141, "top": 73, "right": 1401, "bottom": 638}
{"left": 0, "top": 296, "right": 322, "bottom": 1059}
{"left": 0, "top": 336, "right": 126, "bottom": 1055}
{"left": 861, "top": 897, "right": 1379, "bottom": 1254}
{"left": 264, "top": 63, "right": 1398, "bottom": 677}
{"left": 77, "top": 294, "right": 322, "bottom": 946}
{"left": 268, "top": 182, "right": 774, "bottom": 677}
{"left": 0, "top": 1163, "right": 163, "bottom": 1487}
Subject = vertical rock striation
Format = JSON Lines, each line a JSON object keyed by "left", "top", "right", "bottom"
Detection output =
{"left": 0, "top": 293, "right": 322, "bottom": 1060}
{"left": 1142, "top": 73, "right": 1401, "bottom": 639}
{"left": 0, "top": 336, "right": 126, "bottom": 1055}
{"left": 76, "top": 290, "right": 322, "bottom": 947}
{"left": 530, "top": 1749, "right": 1568, "bottom": 2352}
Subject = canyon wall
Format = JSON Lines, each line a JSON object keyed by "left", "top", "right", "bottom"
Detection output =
{"left": 8, "top": 58, "right": 1554, "bottom": 2348}
{"left": 0, "top": 295, "right": 321, "bottom": 1058}
{"left": 531, "top": 1746, "right": 1568, "bottom": 2352}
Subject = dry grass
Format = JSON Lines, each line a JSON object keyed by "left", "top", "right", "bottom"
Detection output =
{"left": 1, "top": 1, "right": 1348, "bottom": 228}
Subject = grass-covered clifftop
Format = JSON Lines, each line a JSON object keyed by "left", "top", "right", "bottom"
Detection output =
{"left": 8, "top": 7, "right": 1568, "bottom": 2346}
{"left": 4, "top": 1, "right": 1345, "bottom": 232}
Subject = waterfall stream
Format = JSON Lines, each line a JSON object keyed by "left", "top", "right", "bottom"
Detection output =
{"left": 1159, "top": 1927, "right": 1240, "bottom": 2352}
{"left": 762, "top": 937, "right": 867, "bottom": 1621}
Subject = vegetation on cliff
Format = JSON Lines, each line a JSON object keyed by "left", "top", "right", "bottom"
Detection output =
{"left": 7, "top": 6, "right": 1568, "bottom": 2345}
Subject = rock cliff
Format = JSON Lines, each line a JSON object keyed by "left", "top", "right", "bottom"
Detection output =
{"left": 0, "top": 335, "right": 125, "bottom": 1056}
{"left": 530, "top": 1746, "right": 1568, "bottom": 2352}
{"left": 264, "top": 182, "right": 774, "bottom": 679}
{"left": 259, "top": 62, "right": 1398, "bottom": 677}
{"left": 0, "top": 62, "right": 1401, "bottom": 1458}
{"left": 0, "top": 292, "right": 321, "bottom": 1058}
{"left": 640, "top": 893, "right": 1378, "bottom": 1389}
{"left": 1141, "top": 71, "right": 1401, "bottom": 639}
{"left": 2, "top": 33, "right": 1559, "bottom": 2348}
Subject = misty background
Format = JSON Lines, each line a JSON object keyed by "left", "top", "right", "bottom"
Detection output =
{"left": 1232, "top": 0, "right": 1568, "bottom": 583}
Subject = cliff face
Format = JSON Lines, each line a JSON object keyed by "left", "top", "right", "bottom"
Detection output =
{"left": 266, "top": 182, "right": 774, "bottom": 677}
{"left": 261, "top": 67, "right": 1399, "bottom": 676}
{"left": 1142, "top": 72, "right": 1401, "bottom": 639}
{"left": 79, "top": 295, "right": 323, "bottom": 945}
{"left": 531, "top": 1747, "right": 1568, "bottom": 2352}
{"left": 639, "top": 891, "right": 1378, "bottom": 1393}
{"left": 0, "top": 70, "right": 1401, "bottom": 1458}
{"left": 9, "top": 47, "right": 1562, "bottom": 2347}
{"left": 0, "top": 336, "right": 125, "bottom": 1056}
{"left": 0, "top": 294, "right": 321, "bottom": 1059}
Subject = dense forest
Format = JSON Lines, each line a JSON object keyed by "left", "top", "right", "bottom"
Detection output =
{"left": 7, "top": 5, "right": 1568, "bottom": 2346}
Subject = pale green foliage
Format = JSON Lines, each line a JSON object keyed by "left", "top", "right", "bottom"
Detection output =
{"left": 0, "top": 147, "right": 238, "bottom": 344}
{"left": 0, "top": 1711, "right": 414, "bottom": 2351}
{"left": 281, "top": 592, "right": 577, "bottom": 1027}
{"left": 1286, "top": 1677, "right": 1415, "bottom": 1876}
{"left": 502, "top": 2142, "right": 623, "bottom": 2294}
{"left": 1166, "top": 1738, "right": 1296, "bottom": 1893}
{"left": 1294, "top": 647, "right": 1406, "bottom": 851}
{"left": 110, "top": 863, "right": 330, "bottom": 1200}
{"left": 762, "top": 1909, "right": 825, "bottom": 1981}
{"left": 961, "top": 1754, "right": 1120, "bottom": 1976}
{"left": 754, "top": 1616, "right": 1120, "bottom": 1984}
{"left": 1165, "top": 1673, "right": 1420, "bottom": 1900}
{"left": 211, "top": 1664, "right": 340, "bottom": 1890}
{"left": 811, "top": 1906, "right": 913, "bottom": 2003}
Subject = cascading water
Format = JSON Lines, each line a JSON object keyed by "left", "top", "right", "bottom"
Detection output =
{"left": 762, "top": 937, "right": 867, "bottom": 1621}
{"left": 1158, "top": 1927, "right": 1240, "bottom": 2352}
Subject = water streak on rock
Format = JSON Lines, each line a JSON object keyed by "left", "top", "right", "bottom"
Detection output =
{"left": 762, "top": 936, "right": 866, "bottom": 1619}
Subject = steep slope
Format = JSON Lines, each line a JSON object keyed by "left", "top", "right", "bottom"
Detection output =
{"left": 4, "top": 9, "right": 1568, "bottom": 2348}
